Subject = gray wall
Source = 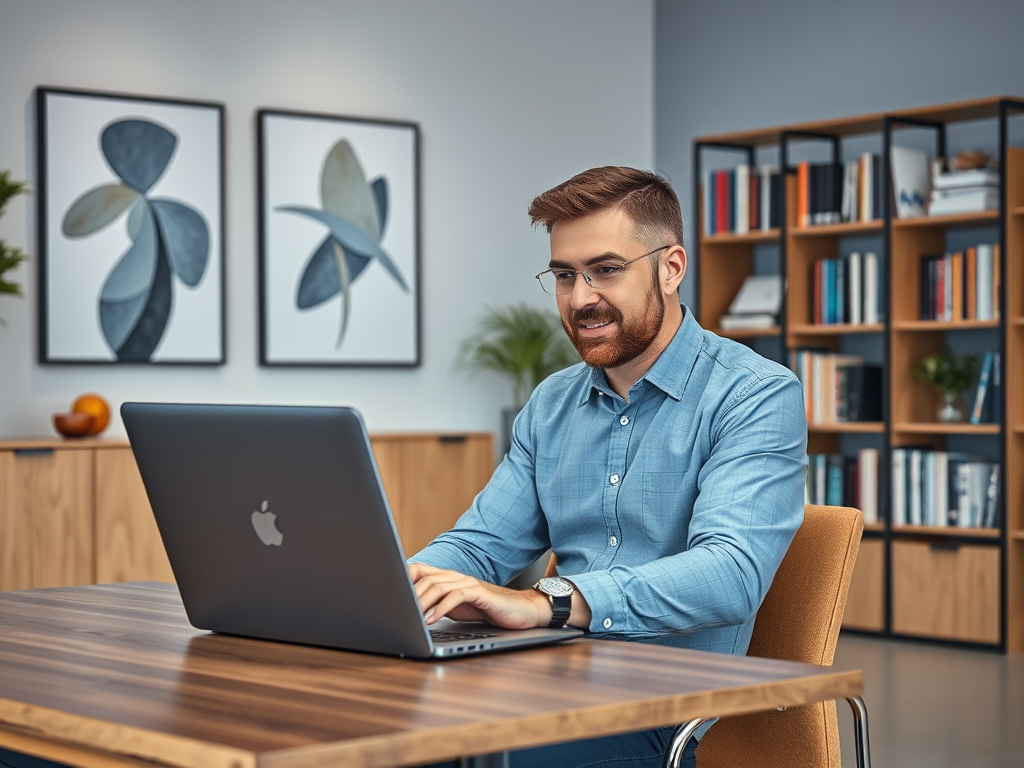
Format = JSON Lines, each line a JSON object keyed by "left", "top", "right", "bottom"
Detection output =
{"left": 0, "top": 0, "right": 654, "bottom": 439}
{"left": 655, "top": 0, "right": 1024, "bottom": 308}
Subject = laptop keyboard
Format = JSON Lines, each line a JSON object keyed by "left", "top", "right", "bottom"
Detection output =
{"left": 430, "top": 629, "right": 499, "bottom": 642}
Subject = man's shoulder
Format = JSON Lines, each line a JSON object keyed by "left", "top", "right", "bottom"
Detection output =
{"left": 700, "top": 330, "right": 796, "bottom": 385}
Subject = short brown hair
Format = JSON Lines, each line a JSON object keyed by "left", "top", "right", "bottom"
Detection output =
{"left": 528, "top": 166, "right": 684, "bottom": 248}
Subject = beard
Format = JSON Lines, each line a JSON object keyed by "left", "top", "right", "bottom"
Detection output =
{"left": 563, "top": 282, "right": 665, "bottom": 369}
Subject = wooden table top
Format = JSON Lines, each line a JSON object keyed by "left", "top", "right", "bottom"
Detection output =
{"left": 0, "top": 583, "right": 862, "bottom": 768}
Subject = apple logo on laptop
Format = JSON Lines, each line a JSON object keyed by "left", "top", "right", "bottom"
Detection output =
{"left": 251, "top": 500, "right": 284, "bottom": 546}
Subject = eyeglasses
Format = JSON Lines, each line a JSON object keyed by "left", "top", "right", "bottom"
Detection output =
{"left": 535, "top": 245, "right": 672, "bottom": 296}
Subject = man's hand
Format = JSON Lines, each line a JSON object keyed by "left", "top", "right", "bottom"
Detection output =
{"left": 408, "top": 563, "right": 550, "bottom": 629}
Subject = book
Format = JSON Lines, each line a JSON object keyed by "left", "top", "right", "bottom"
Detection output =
{"left": 858, "top": 448, "right": 879, "bottom": 524}
{"left": 890, "top": 146, "right": 929, "bottom": 218}
{"left": 863, "top": 253, "right": 879, "bottom": 323}
{"left": 982, "top": 463, "right": 1001, "bottom": 528}
{"left": 842, "top": 364, "right": 882, "bottom": 422}
{"left": 727, "top": 274, "right": 782, "bottom": 316}
{"left": 932, "top": 167, "right": 999, "bottom": 190}
{"left": 719, "top": 313, "right": 777, "bottom": 330}
{"left": 929, "top": 189, "right": 999, "bottom": 216}
{"left": 976, "top": 244, "right": 994, "bottom": 320}
{"left": 969, "top": 351, "right": 994, "bottom": 424}
{"left": 847, "top": 252, "right": 862, "bottom": 325}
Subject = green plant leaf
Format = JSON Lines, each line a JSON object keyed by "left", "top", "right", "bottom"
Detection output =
{"left": 455, "top": 303, "right": 580, "bottom": 407}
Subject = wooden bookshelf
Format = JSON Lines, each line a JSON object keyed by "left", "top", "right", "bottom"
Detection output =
{"left": 695, "top": 97, "right": 1024, "bottom": 652}
{"left": 891, "top": 525, "right": 1001, "bottom": 539}
{"left": 714, "top": 326, "right": 781, "bottom": 340}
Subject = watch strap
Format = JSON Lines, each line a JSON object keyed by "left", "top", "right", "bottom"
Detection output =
{"left": 547, "top": 593, "right": 572, "bottom": 628}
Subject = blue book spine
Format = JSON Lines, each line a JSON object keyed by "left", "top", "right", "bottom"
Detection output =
{"left": 969, "top": 351, "right": 993, "bottom": 425}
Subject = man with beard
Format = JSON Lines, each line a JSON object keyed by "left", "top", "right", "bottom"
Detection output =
{"left": 409, "top": 167, "right": 807, "bottom": 768}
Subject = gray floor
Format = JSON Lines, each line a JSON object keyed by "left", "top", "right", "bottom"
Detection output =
{"left": 834, "top": 633, "right": 1024, "bottom": 767}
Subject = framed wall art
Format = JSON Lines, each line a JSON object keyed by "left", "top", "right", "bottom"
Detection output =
{"left": 36, "top": 86, "right": 225, "bottom": 364}
{"left": 258, "top": 109, "right": 420, "bottom": 366}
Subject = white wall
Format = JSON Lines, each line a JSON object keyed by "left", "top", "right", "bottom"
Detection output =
{"left": 655, "top": 0, "right": 1024, "bottom": 309}
{"left": 0, "top": 0, "right": 654, "bottom": 439}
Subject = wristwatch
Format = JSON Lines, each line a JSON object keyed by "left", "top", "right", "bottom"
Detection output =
{"left": 533, "top": 576, "right": 574, "bottom": 628}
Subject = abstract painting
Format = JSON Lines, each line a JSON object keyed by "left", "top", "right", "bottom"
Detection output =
{"left": 258, "top": 109, "right": 420, "bottom": 366}
{"left": 37, "top": 87, "right": 224, "bottom": 364}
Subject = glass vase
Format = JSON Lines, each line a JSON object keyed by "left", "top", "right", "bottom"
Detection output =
{"left": 938, "top": 392, "right": 963, "bottom": 423}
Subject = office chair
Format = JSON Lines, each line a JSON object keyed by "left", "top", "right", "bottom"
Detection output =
{"left": 544, "top": 504, "right": 872, "bottom": 768}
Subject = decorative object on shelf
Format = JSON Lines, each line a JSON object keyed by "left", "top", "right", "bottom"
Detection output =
{"left": 53, "top": 411, "right": 95, "bottom": 438}
{"left": 0, "top": 170, "right": 30, "bottom": 327}
{"left": 36, "top": 87, "right": 225, "bottom": 364}
{"left": 911, "top": 346, "right": 978, "bottom": 423}
{"left": 890, "top": 146, "right": 929, "bottom": 218}
{"left": 258, "top": 109, "right": 420, "bottom": 367}
{"left": 72, "top": 392, "right": 111, "bottom": 436}
{"left": 455, "top": 303, "right": 579, "bottom": 453}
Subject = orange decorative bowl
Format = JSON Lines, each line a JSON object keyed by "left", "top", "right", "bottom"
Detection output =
{"left": 53, "top": 412, "right": 96, "bottom": 438}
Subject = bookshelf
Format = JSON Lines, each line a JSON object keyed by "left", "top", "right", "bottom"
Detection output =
{"left": 694, "top": 97, "right": 1024, "bottom": 652}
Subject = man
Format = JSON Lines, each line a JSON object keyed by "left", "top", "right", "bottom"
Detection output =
{"left": 410, "top": 166, "right": 806, "bottom": 767}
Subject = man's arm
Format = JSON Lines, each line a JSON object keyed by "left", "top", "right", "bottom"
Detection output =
{"left": 567, "top": 373, "right": 806, "bottom": 637}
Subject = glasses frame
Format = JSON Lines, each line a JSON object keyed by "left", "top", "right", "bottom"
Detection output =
{"left": 535, "top": 244, "right": 673, "bottom": 295}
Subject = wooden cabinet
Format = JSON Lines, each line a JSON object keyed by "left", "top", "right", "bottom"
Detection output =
{"left": 842, "top": 537, "right": 885, "bottom": 632}
{"left": 0, "top": 446, "right": 94, "bottom": 591}
{"left": 0, "top": 433, "right": 493, "bottom": 592}
{"left": 695, "top": 97, "right": 1024, "bottom": 651}
{"left": 371, "top": 433, "right": 494, "bottom": 557}
{"left": 891, "top": 540, "right": 1000, "bottom": 644}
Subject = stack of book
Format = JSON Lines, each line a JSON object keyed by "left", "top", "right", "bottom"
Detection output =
{"left": 811, "top": 252, "right": 882, "bottom": 325}
{"left": 797, "top": 153, "right": 880, "bottom": 228}
{"left": 919, "top": 243, "right": 1000, "bottom": 321}
{"left": 719, "top": 273, "right": 781, "bottom": 330}
{"left": 891, "top": 448, "right": 1000, "bottom": 529}
{"left": 702, "top": 164, "right": 781, "bottom": 235}
{"left": 968, "top": 350, "right": 1002, "bottom": 425}
{"left": 929, "top": 167, "right": 1000, "bottom": 216}
{"left": 806, "top": 449, "right": 880, "bottom": 523}
{"left": 789, "top": 351, "right": 883, "bottom": 424}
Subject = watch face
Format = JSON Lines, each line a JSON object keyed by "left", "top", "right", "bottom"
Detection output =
{"left": 538, "top": 576, "right": 574, "bottom": 598}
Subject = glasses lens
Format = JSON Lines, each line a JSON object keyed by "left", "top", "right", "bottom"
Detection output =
{"left": 537, "top": 271, "right": 557, "bottom": 294}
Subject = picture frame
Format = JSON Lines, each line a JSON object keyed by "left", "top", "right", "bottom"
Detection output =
{"left": 36, "top": 86, "right": 226, "bottom": 364}
{"left": 257, "top": 109, "right": 421, "bottom": 367}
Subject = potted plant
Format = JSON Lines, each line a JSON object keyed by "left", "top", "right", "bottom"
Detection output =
{"left": 456, "top": 302, "right": 580, "bottom": 452}
{"left": 911, "top": 346, "right": 978, "bottom": 422}
{"left": 0, "top": 171, "right": 30, "bottom": 327}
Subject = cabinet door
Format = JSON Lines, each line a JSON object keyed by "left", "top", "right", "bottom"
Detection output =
{"left": 371, "top": 435, "right": 494, "bottom": 556}
{"left": 0, "top": 448, "right": 94, "bottom": 591}
{"left": 891, "top": 540, "right": 1000, "bottom": 644}
{"left": 94, "top": 447, "right": 175, "bottom": 584}
{"left": 842, "top": 537, "right": 885, "bottom": 631}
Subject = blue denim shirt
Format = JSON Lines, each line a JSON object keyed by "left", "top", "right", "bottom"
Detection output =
{"left": 413, "top": 307, "right": 807, "bottom": 655}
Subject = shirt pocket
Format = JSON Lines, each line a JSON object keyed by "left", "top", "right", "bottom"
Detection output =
{"left": 640, "top": 471, "right": 692, "bottom": 546}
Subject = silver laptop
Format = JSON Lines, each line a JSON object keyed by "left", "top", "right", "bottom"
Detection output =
{"left": 121, "top": 402, "right": 582, "bottom": 659}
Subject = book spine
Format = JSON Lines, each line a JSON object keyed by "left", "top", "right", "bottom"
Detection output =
{"left": 969, "top": 351, "right": 993, "bottom": 424}
{"left": 798, "top": 161, "right": 809, "bottom": 228}
{"left": 848, "top": 252, "right": 862, "bottom": 325}
{"left": 976, "top": 244, "right": 993, "bottom": 320}
{"left": 966, "top": 246, "right": 977, "bottom": 320}
{"left": 863, "top": 253, "right": 878, "bottom": 324}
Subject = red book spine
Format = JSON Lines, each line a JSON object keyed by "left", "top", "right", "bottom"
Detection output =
{"left": 715, "top": 170, "right": 729, "bottom": 234}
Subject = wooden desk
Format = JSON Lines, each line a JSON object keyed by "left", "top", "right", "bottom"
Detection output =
{"left": 0, "top": 583, "right": 862, "bottom": 768}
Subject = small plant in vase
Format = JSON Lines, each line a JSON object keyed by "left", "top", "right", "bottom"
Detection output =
{"left": 911, "top": 346, "right": 978, "bottom": 423}
{"left": 456, "top": 302, "right": 580, "bottom": 453}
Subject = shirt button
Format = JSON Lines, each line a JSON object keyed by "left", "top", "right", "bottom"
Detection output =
{"left": 609, "top": 474, "right": 619, "bottom": 485}
{"left": 610, "top": 535, "right": 618, "bottom": 547}
{"left": 603, "top": 618, "right": 613, "bottom": 629}
{"left": 619, "top": 416, "right": 629, "bottom": 426}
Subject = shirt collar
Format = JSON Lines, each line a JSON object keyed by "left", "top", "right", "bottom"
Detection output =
{"left": 580, "top": 304, "right": 704, "bottom": 405}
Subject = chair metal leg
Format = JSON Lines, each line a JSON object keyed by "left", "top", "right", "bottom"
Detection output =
{"left": 663, "top": 717, "right": 704, "bottom": 768}
{"left": 845, "top": 695, "right": 872, "bottom": 768}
